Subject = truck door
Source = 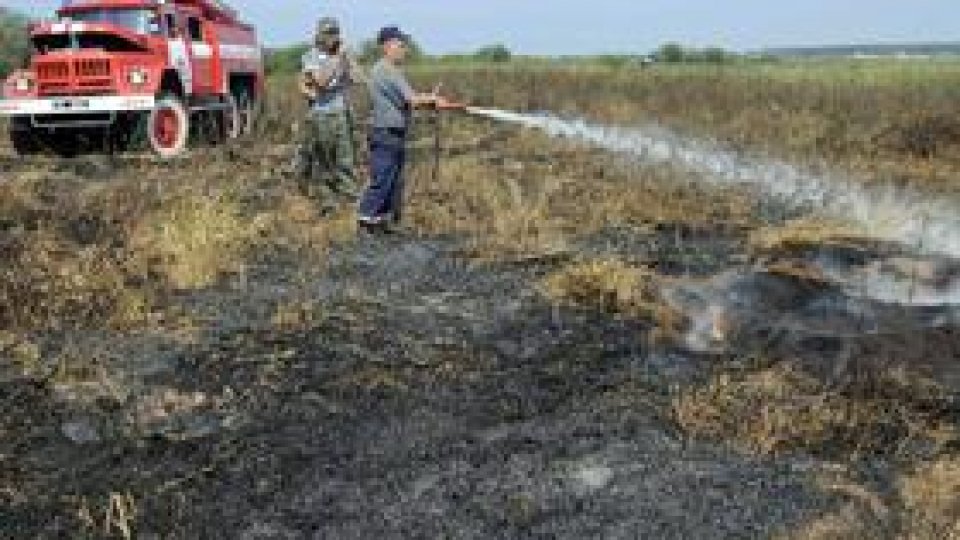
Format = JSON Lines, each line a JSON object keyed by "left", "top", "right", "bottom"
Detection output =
{"left": 164, "top": 11, "right": 194, "bottom": 95}
{"left": 186, "top": 16, "right": 216, "bottom": 95}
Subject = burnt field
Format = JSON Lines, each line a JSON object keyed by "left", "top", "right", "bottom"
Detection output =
{"left": 2, "top": 65, "right": 960, "bottom": 538}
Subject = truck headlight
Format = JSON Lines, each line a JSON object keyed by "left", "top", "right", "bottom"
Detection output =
{"left": 14, "top": 77, "right": 31, "bottom": 92}
{"left": 128, "top": 68, "right": 149, "bottom": 86}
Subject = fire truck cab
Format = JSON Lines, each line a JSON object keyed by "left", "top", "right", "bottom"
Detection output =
{"left": 0, "top": 0, "right": 264, "bottom": 158}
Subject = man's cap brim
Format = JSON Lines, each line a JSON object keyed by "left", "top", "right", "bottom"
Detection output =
{"left": 378, "top": 28, "right": 411, "bottom": 44}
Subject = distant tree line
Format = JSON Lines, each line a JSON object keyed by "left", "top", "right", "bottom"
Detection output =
{"left": 0, "top": 8, "right": 30, "bottom": 77}
{"left": 763, "top": 42, "right": 960, "bottom": 58}
{"left": 265, "top": 36, "right": 431, "bottom": 75}
{"left": 265, "top": 39, "right": 514, "bottom": 74}
{"left": 264, "top": 38, "right": 773, "bottom": 75}
{"left": 651, "top": 42, "right": 742, "bottom": 64}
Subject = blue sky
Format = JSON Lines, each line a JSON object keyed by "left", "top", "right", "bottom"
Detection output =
{"left": 5, "top": 0, "right": 958, "bottom": 54}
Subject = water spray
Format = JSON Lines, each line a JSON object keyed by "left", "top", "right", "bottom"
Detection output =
{"left": 463, "top": 106, "right": 960, "bottom": 322}
{"left": 465, "top": 107, "right": 960, "bottom": 262}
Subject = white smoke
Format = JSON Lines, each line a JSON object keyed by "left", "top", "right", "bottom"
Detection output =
{"left": 466, "top": 107, "right": 960, "bottom": 260}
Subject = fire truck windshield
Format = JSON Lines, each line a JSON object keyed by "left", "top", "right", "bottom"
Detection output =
{"left": 60, "top": 9, "right": 160, "bottom": 35}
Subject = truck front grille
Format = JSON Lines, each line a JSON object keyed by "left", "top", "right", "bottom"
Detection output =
{"left": 36, "top": 61, "right": 70, "bottom": 80}
{"left": 35, "top": 58, "right": 113, "bottom": 95}
{"left": 74, "top": 59, "right": 110, "bottom": 78}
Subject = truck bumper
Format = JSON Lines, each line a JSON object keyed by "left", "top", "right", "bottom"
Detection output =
{"left": 0, "top": 95, "right": 156, "bottom": 117}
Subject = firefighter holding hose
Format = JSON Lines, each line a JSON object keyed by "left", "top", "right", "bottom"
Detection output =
{"left": 357, "top": 26, "right": 462, "bottom": 233}
{"left": 296, "top": 17, "right": 363, "bottom": 211}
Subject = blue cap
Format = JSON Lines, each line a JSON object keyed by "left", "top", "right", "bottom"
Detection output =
{"left": 377, "top": 26, "right": 409, "bottom": 44}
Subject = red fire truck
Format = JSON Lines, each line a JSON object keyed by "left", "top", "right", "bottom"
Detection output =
{"left": 0, "top": 0, "right": 264, "bottom": 158}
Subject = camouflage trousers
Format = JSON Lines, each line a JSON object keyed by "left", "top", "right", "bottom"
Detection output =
{"left": 294, "top": 109, "right": 359, "bottom": 201}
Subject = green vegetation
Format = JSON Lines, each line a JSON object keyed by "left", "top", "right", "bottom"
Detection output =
{"left": 652, "top": 42, "right": 740, "bottom": 64}
{"left": 765, "top": 42, "right": 960, "bottom": 58}
{"left": 264, "top": 43, "right": 310, "bottom": 75}
{"left": 466, "top": 43, "right": 513, "bottom": 63}
{"left": 265, "top": 36, "right": 427, "bottom": 75}
{"left": 265, "top": 39, "right": 751, "bottom": 74}
{"left": 0, "top": 7, "right": 30, "bottom": 77}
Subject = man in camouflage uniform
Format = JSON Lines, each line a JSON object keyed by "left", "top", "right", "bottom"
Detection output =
{"left": 295, "top": 17, "right": 362, "bottom": 209}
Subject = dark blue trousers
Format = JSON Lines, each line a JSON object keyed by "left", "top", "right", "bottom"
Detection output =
{"left": 359, "top": 127, "right": 407, "bottom": 222}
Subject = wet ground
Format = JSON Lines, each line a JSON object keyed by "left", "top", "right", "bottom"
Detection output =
{"left": 2, "top": 126, "right": 960, "bottom": 538}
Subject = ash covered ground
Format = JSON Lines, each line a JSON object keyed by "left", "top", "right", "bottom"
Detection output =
{"left": 2, "top": 115, "right": 959, "bottom": 539}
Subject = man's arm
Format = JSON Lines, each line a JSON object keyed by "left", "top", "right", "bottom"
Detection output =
{"left": 407, "top": 84, "right": 461, "bottom": 109}
{"left": 409, "top": 92, "right": 439, "bottom": 108}
{"left": 300, "top": 53, "right": 342, "bottom": 99}
{"left": 396, "top": 75, "right": 438, "bottom": 108}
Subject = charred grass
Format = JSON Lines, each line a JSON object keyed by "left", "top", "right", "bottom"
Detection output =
{"left": 409, "top": 63, "right": 960, "bottom": 536}
{"left": 1, "top": 64, "right": 960, "bottom": 536}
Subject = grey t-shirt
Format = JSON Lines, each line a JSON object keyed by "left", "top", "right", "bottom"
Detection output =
{"left": 368, "top": 58, "right": 415, "bottom": 129}
{"left": 301, "top": 47, "right": 348, "bottom": 112}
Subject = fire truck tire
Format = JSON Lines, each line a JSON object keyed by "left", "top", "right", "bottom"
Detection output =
{"left": 147, "top": 95, "right": 190, "bottom": 158}
{"left": 225, "top": 91, "right": 253, "bottom": 139}
{"left": 49, "top": 131, "right": 81, "bottom": 158}
{"left": 111, "top": 115, "right": 144, "bottom": 152}
{"left": 9, "top": 124, "right": 41, "bottom": 156}
{"left": 239, "top": 91, "right": 256, "bottom": 136}
{"left": 223, "top": 93, "right": 242, "bottom": 140}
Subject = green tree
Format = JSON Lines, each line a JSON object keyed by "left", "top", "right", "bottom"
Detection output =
{"left": 702, "top": 47, "right": 732, "bottom": 64}
{"left": 0, "top": 8, "right": 30, "bottom": 78}
{"left": 472, "top": 44, "right": 512, "bottom": 63}
{"left": 264, "top": 44, "right": 310, "bottom": 75}
{"left": 654, "top": 42, "right": 686, "bottom": 63}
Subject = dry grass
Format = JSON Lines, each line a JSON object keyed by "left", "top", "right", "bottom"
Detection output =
{"left": 407, "top": 127, "right": 574, "bottom": 260}
{"left": 406, "top": 119, "right": 755, "bottom": 262}
{"left": 414, "top": 63, "right": 960, "bottom": 203}
{"left": 782, "top": 504, "right": 880, "bottom": 540}
{"left": 0, "top": 228, "right": 153, "bottom": 332}
{"left": 129, "top": 192, "right": 258, "bottom": 290}
{"left": 541, "top": 258, "right": 684, "bottom": 339}
{"left": 782, "top": 457, "right": 960, "bottom": 539}
{"left": 673, "top": 361, "right": 955, "bottom": 459}
{"left": 899, "top": 458, "right": 960, "bottom": 539}
{"left": 75, "top": 492, "right": 138, "bottom": 540}
{"left": 0, "top": 148, "right": 349, "bottom": 339}
{"left": 749, "top": 217, "right": 875, "bottom": 252}
{"left": 271, "top": 298, "right": 324, "bottom": 331}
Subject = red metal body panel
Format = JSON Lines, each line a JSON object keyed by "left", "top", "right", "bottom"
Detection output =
{"left": 9, "top": 0, "right": 262, "bottom": 101}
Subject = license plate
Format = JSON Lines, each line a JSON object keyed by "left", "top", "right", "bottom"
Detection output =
{"left": 52, "top": 99, "right": 91, "bottom": 111}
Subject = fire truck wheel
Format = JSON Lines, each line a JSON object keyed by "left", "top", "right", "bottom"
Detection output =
{"left": 148, "top": 95, "right": 190, "bottom": 158}
{"left": 225, "top": 91, "right": 253, "bottom": 139}
{"left": 48, "top": 131, "right": 81, "bottom": 158}
{"left": 223, "top": 93, "right": 241, "bottom": 140}
{"left": 239, "top": 92, "right": 256, "bottom": 136}
{"left": 9, "top": 125, "right": 41, "bottom": 156}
